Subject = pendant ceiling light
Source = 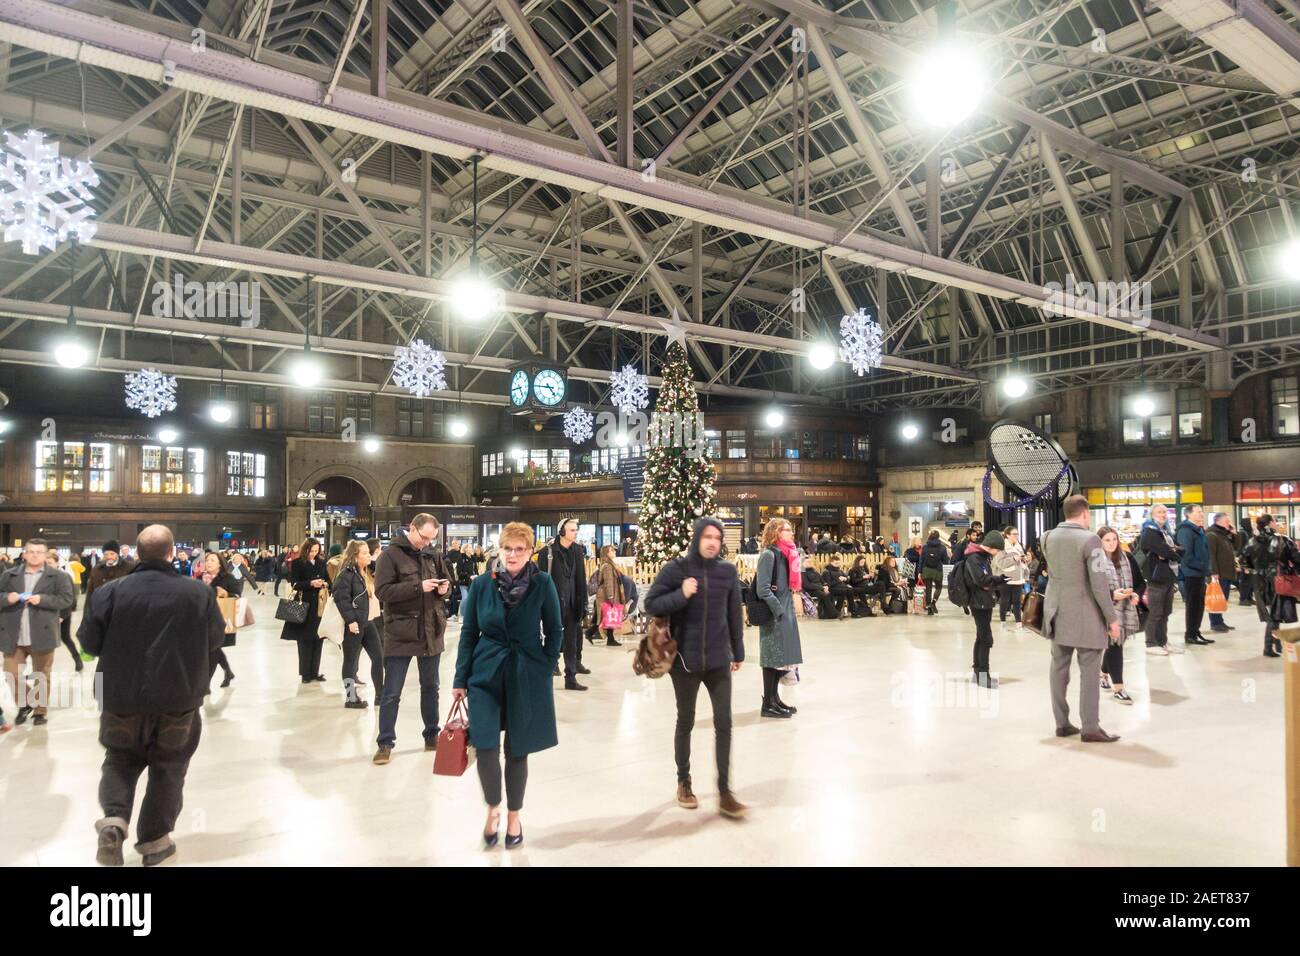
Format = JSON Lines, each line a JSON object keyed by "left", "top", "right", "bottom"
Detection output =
{"left": 53, "top": 240, "right": 89, "bottom": 368}
{"left": 451, "top": 155, "right": 496, "bottom": 322}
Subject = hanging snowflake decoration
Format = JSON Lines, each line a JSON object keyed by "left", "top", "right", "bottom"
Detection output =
{"left": 609, "top": 364, "right": 649, "bottom": 415}
{"left": 124, "top": 367, "right": 178, "bottom": 419}
{"left": 839, "top": 307, "right": 884, "bottom": 376}
{"left": 392, "top": 338, "right": 447, "bottom": 397}
{"left": 0, "top": 129, "right": 100, "bottom": 256}
{"left": 562, "top": 405, "right": 595, "bottom": 445}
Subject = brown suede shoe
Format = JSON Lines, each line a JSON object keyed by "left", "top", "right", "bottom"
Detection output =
{"left": 718, "top": 790, "right": 748, "bottom": 819}
{"left": 425, "top": 741, "right": 438, "bottom": 752}
{"left": 372, "top": 746, "right": 392, "bottom": 765}
{"left": 1081, "top": 729, "right": 1121, "bottom": 743}
{"left": 676, "top": 778, "right": 699, "bottom": 810}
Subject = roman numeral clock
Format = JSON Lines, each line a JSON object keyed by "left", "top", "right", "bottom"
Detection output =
{"left": 507, "top": 362, "right": 568, "bottom": 418}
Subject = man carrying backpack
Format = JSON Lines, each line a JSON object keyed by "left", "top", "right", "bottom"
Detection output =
{"left": 919, "top": 531, "right": 948, "bottom": 615}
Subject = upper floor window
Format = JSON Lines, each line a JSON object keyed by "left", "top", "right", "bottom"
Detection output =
{"left": 1177, "top": 387, "right": 1202, "bottom": 440}
{"left": 248, "top": 385, "right": 279, "bottom": 430}
{"left": 751, "top": 429, "right": 779, "bottom": 459}
{"left": 35, "top": 440, "right": 112, "bottom": 493}
{"left": 1034, "top": 413, "right": 1053, "bottom": 434}
{"left": 344, "top": 393, "right": 373, "bottom": 433}
{"left": 225, "top": 451, "right": 266, "bottom": 496}
{"left": 308, "top": 392, "right": 336, "bottom": 433}
{"left": 725, "top": 429, "right": 746, "bottom": 458}
{"left": 142, "top": 445, "right": 205, "bottom": 495}
{"left": 1272, "top": 375, "right": 1299, "bottom": 437}
{"left": 397, "top": 398, "right": 438, "bottom": 437}
{"left": 481, "top": 452, "right": 504, "bottom": 477}
{"left": 705, "top": 429, "right": 722, "bottom": 459}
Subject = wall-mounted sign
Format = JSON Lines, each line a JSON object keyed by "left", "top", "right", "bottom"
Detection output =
{"left": 619, "top": 456, "right": 647, "bottom": 503}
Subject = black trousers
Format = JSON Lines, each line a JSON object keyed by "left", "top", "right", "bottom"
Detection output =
{"left": 998, "top": 583, "right": 1022, "bottom": 622}
{"left": 668, "top": 661, "right": 733, "bottom": 792}
{"left": 1102, "top": 641, "right": 1124, "bottom": 685}
{"left": 921, "top": 572, "right": 942, "bottom": 608}
{"left": 97, "top": 709, "right": 202, "bottom": 848}
{"left": 971, "top": 608, "right": 994, "bottom": 675}
{"left": 561, "top": 608, "right": 583, "bottom": 678}
{"left": 1183, "top": 575, "right": 1206, "bottom": 640}
{"left": 827, "top": 588, "right": 850, "bottom": 618}
{"left": 476, "top": 739, "right": 529, "bottom": 811}
{"left": 297, "top": 634, "right": 323, "bottom": 681}
{"left": 60, "top": 615, "right": 82, "bottom": 666}
{"left": 342, "top": 620, "right": 384, "bottom": 699}
{"left": 209, "top": 648, "right": 232, "bottom": 681}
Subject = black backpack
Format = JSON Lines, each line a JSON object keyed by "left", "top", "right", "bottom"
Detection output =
{"left": 947, "top": 558, "right": 973, "bottom": 609}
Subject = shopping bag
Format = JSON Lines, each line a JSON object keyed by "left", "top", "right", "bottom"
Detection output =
{"left": 599, "top": 602, "right": 625, "bottom": 629}
{"left": 1022, "top": 591, "right": 1045, "bottom": 636}
{"left": 432, "top": 698, "right": 471, "bottom": 776}
{"left": 216, "top": 596, "right": 238, "bottom": 635}
{"left": 318, "top": 597, "right": 346, "bottom": 646}
{"left": 1205, "top": 578, "right": 1228, "bottom": 614}
{"left": 235, "top": 596, "right": 254, "bottom": 628}
{"left": 912, "top": 582, "right": 926, "bottom": 615}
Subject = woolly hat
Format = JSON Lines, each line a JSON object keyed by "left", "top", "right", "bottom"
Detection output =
{"left": 980, "top": 530, "right": 1004, "bottom": 551}
{"left": 102, "top": 540, "right": 121, "bottom": 554}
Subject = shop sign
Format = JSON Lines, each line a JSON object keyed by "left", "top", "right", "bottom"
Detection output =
{"left": 1110, "top": 471, "right": 1161, "bottom": 481}
{"left": 619, "top": 456, "right": 647, "bottom": 503}
{"left": 807, "top": 506, "right": 843, "bottom": 523}
{"left": 447, "top": 511, "right": 478, "bottom": 521}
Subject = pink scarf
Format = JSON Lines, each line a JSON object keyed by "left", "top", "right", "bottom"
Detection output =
{"left": 776, "top": 538, "right": 802, "bottom": 592}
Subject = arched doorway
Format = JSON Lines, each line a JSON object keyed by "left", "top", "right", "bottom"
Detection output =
{"left": 397, "top": 476, "right": 454, "bottom": 524}
{"left": 312, "top": 475, "right": 372, "bottom": 551}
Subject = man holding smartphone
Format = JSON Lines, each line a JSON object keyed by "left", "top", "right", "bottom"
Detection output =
{"left": 372, "top": 513, "right": 452, "bottom": 764}
{"left": 1, "top": 538, "right": 76, "bottom": 726}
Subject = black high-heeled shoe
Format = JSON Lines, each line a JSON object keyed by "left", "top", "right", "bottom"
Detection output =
{"left": 504, "top": 826, "right": 523, "bottom": 849}
{"left": 484, "top": 811, "right": 500, "bottom": 849}
{"left": 220, "top": 671, "right": 234, "bottom": 688}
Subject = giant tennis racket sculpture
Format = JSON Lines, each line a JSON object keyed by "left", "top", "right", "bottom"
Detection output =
{"left": 983, "top": 419, "right": 1077, "bottom": 509}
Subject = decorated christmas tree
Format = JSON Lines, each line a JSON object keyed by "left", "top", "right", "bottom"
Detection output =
{"left": 635, "top": 341, "right": 718, "bottom": 563}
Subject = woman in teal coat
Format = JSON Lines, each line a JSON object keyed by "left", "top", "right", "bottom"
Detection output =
{"left": 453, "top": 522, "right": 563, "bottom": 850}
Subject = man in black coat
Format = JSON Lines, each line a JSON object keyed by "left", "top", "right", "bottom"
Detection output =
{"left": 822, "top": 555, "right": 851, "bottom": 618}
{"left": 802, "top": 565, "right": 833, "bottom": 619}
{"left": 644, "top": 517, "right": 746, "bottom": 818}
{"left": 78, "top": 524, "right": 226, "bottom": 867}
{"left": 372, "top": 514, "right": 451, "bottom": 764}
{"left": 536, "top": 518, "right": 590, "bottom": 690}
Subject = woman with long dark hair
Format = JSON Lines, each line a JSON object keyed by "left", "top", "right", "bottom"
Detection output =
{"left": 453, "top": 522, "right": 564, "bottom": 849}
{"left": 332, "top": 539, "right": 384, "bottom": 708}
{"left": 593, "top": 544, "right": 626, "bottom": 646}
{"left": 201, "top": 550, "right": 241, "bottom": 688}
{"left": 281, "top": 537, "right": 330, "bottom": 684}
{"left": 1097, "top": 527, "right": 1143, "bottom": 704}
{"left": 848, "top": 554, "right": 877, "bottom": 617}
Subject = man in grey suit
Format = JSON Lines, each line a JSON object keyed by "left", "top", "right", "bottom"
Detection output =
{"left": 1042, "top": 495, "right": 1121, "bottom": 743}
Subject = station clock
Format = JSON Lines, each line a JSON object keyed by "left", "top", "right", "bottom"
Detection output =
{"left": 506, "top": 362, "right": 568, "bottom": 413}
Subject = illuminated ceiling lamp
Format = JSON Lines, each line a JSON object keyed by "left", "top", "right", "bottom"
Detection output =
{"left": 1281, "top": 236, "right": 1300, "bottom": 281}
{"left": 209, "top": 342, "right": 233, "bottom": 422}
{"left": 53, "top": 240, "right": 89, "bottom": 368}
{"left": 808, "top": 341, "right": 836, "bottom": 371}
{"left": 1130, "top": 333, "right": 1155, "bottom": 417}
{"left": 900, "top": 422, "right": 921, "bottom": 441}
{"left": 291, "top": 277, "right": 324, "bottom": 387}
{"left": 764, "top": 407, "right": 786, "bottom": 429}
{"left": 906, "top": 1, "right": 988, "bottom": 129}
{"left": 1001, "top": 374, "right": 1029, "bottom": 399}
{"left": 450, "top": 155, "right": 496, "bottom": 322}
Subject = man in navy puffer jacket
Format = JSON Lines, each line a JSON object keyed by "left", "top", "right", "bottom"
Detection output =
{"left": 645, "top": 517, "right": 746, "bottom": 819}
{"left": 1175, "top": 504, "right": 1214, "bottom": 646}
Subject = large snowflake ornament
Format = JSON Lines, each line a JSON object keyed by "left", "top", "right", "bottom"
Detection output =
{"left": 124, "top": 368, "right": 178, "bottom": 419}
{"left": 0, "top": 130, "right": 100, "bottom": 255}
{"left": 562, "top": 406, "right": 595, "bottom": 444}
{"left": 392, "top": 338, "right": 447, "bottom": 397}
{"left": 839, "top": 307, "right": 884, "bottom": 376}
{"left": 609, "top": 364, "right": 649, "bottom": 415}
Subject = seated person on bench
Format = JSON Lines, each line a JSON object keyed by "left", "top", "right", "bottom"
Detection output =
{"left": 848, "top": 555, "right": 879, "bottom": 617}
{"left": 802, "top": 564, "right": 834, "bottom": 619}
{"left": 875, "top": 556, "right": 909, "bottom": 613}
{"left": 822, "top": 554, "right": 851, "bottom": 619}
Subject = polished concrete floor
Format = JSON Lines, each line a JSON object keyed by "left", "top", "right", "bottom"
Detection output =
{"left": 0, "top": 591, "right": 1287, "bottom": 866}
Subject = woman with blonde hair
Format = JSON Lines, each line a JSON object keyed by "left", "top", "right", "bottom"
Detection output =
{"left": 453, "top": 522, "right": 564, "bottom": 849}
{"left": 755, "top": 517, "right": 803, "bottom": 718}
{"left": 593, "top": 544, "right": 625, "bottom": 647}
{"left": 333, "top": 539, "right": 385, "bottom": 708}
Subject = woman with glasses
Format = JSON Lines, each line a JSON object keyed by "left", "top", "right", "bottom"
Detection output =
{"left": 454, "top": 523, "right": 564, "bottom": 850}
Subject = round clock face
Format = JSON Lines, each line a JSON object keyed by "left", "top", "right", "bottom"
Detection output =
{"left": 509, "top": 369, "right": 529, "bottom": 406}
{"left": 532, "top": 368, "right": 566, "bottom": 406}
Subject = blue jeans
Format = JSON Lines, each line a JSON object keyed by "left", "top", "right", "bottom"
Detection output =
{"left": 376, "top": 654, "right": 441, "bottom": 749}
{"left": 1208, "top": 578, "right": 1232, "bottom": 627}
{"left": 459, "top": 585, "right": 469, "bottom": 608}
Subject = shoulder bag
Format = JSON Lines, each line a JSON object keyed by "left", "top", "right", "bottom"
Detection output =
{"left": 1021, "top": 590, "right": 1045, "bottom": 635}
{"left": 275, "top": 597, "right": 308, "bottom": 624}
{"left": 744, "top": 552, "right": 779, "bottom": 626}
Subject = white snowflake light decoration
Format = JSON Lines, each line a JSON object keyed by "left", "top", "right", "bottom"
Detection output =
{"left": 0, "top": 129, "right": 100, "bottom": 255}
{"left": 124, "top": 367, "right": 178, "bottom": 419}
{"left": 609, "top": 364, "right": 649, "bottom": 415}
{"left": 392, "top": 338, "right": 447, "bottom": 397}
{"left": 839, "top": 307, "right": 884, "bottom": 376}
{"left": 563, "top": 406, "right": 595, "bottom": 444}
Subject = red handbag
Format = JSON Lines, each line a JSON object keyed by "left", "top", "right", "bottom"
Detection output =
{"left": 1274, "top": 572, "right": 1300, "bottom": 599}
{"left": 432, "top": 698, "right": 470, "bottom": 777}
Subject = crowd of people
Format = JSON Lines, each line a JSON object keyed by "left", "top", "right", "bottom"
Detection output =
{"left": 0, "top": 496, "right": 1293, "bottom": 866}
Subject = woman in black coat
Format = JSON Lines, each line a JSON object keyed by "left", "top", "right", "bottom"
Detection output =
{"left": 847, "top": 556, "right": 877, "bottom": 617}
{"left": 201, "top": 550, "right": 242, "bottom": 688}
{"left": 332, "top": 540, "right": 385, "bottom": 708}
{"left": 280, "top": 537, "right": 330, "bottom": 684}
